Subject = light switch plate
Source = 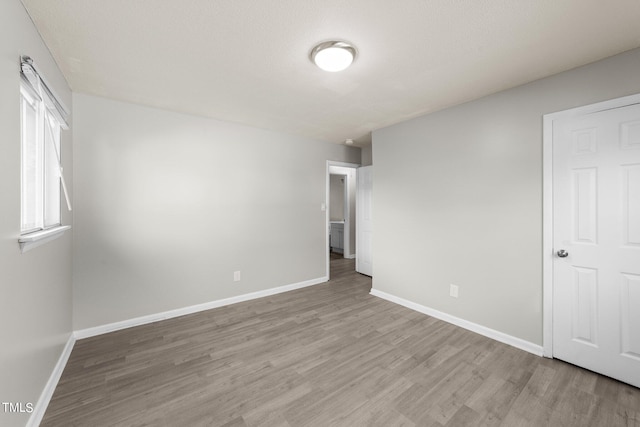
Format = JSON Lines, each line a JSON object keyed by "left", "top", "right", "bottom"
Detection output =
{"left": 450, "top": 284, "right": 459, "bottom": 298}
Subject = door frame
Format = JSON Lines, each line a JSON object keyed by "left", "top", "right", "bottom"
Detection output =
{"left": 542, "top": 93, "right": 640, "bottom": 358}
{"left": 326, "top": 161, "right": 360, "bottom": 280}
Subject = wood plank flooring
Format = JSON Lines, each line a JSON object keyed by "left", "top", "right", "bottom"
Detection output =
{"left": 42, "top": 256, "right": 640, "bottom": 426}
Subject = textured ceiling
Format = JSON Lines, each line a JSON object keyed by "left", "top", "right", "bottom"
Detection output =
{"left": 21, "top": 0, "right": 640, "bottom": 146}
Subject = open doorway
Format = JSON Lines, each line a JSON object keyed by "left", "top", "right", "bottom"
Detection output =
{"left": 326, "top": 161, "right": 359, "bottom": 280}
{"left": 329, "top": 174, "right": 349, "bottom": 257}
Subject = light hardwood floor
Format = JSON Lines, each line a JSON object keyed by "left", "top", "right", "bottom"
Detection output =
{"left": 42, "top": 256, "right": 640, "bottom": 426}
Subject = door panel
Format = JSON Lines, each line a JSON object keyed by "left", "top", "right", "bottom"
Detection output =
{"left": 572, "top": 167, "right": 598, "bottom": 244}
{"left": 553, "top": 103, "right": 640, "bottom": 388}
{"left": 621, "top": 120, "right": 640, "bottom": 149}
{"left": 621, "top": 273, "right": 640, "bottom": 360}
{"left": 623, "top": 165, "right": 640, "bottom": 247}
{"left": 571, "top": 266, "right": 598, "bottom": 347}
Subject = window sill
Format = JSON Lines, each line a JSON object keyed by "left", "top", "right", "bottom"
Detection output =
{"left": 19, "top": 225, "right": 71, "bottom": 253}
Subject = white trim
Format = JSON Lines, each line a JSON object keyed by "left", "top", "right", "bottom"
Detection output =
{"left": 542, "top": 113, "right": 554, "bottom": 358}
{"left": 544, "top": 93, "right": 640, "bottom": 121}
{"left": 19, "top": 225, "right": 71, "bottom": 253}
{"left": 27, "top": 334, "right": 76, "bottom": 427}
{"left": 370, "top": 289, "right": 543, "bottom": 356}
{"left": 74, "top": 276, "right": 328, "bottom": 339}
{"left": 326, "top": 161, "right": 360, "bottom": 279}
{"left": 541, "top": 93, "right": 640, "bottom": 358}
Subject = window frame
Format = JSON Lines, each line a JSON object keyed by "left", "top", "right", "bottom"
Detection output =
{"left": 20, "top": 80, "right": 63, "bottom": 235}
{"left": 18, "top": 56, "right": 71, "bottom": 253}
{"left": 19, "top": 81, "right": 44, "bottom": 234}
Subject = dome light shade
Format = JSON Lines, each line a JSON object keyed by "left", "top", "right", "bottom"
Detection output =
{"left": 310, "top": 41, "right": 356, "bottom": 72}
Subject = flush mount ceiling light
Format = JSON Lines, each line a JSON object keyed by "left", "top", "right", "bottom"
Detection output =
{"left": 310, "top": 41, "right": 356, "bottom": 72}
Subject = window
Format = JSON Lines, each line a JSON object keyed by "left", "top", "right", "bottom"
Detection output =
{"left": 19, "top": 56, "right": 71, "bottom": 249}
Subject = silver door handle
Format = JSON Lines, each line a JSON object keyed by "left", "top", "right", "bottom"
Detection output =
{"left": 557, "top": 249, "right": 569, "bottom": 258}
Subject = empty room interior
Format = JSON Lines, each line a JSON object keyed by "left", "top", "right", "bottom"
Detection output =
{"left": 3, "top": 0, "right": 640, "bottom": 426}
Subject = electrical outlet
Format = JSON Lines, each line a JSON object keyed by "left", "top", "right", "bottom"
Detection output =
{"left": 234, "top": 271, "right": 241, "bottom": 282}
{"left": 450, "top": 284, "right": 459, "bottom": 298}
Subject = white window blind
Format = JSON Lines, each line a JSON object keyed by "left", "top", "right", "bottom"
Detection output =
{"left": 20, "top": 55, "right": 71, "bottom": 236}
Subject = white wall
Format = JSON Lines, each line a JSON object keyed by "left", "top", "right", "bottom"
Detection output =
{"left": 73, "top": 94, "right": 360, "bottom": 330}
{"left": 0, "top": 1, "right": 73, "bottom": 426}
{"left": 373, "top": 48, "right": 640, "bottom": 346}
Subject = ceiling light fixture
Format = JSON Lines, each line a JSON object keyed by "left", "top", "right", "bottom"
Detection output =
{"left": 310, "top": 41, "right": 356, "bottom": 72}
{"left": 345, "top": 139, "right": 354, "bottom": 145}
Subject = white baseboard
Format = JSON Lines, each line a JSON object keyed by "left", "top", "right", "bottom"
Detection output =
{"left": 27, "top": 333, "right": 76, "bottom": 427}
{"left": 369, "top": 288, "right": 543, "bottom": 356}
{"left": 344, "top": 253, "right": 356, "bottom": 259}
{"left": 75, "top": 276, "right": 328, "bottom": 339}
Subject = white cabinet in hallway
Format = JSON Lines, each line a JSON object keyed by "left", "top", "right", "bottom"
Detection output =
{"left": 330, "top": 222, "right": 344, "bottom": 253}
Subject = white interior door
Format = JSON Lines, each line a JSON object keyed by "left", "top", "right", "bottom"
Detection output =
{"left": 552, "top": 102, "right": 640, "bottom": 388}
{"left": 357, "top": 166, "right": 373, "bottom": 276}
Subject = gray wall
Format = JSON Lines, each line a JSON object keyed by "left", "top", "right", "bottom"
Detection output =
{"left": 0, "top": 1, "right": 73, "bottom": 426}
{"left": 361, "top": 144, "right": 373, "bottom": 166}
{"left": 373, "top": 48, "right": 640, "bottom": 346}
{"left": 329, "top": 174, "right": 345, "bottom": 221}
{"left": 73, "top": 94, "right": 360, "bottom": 330}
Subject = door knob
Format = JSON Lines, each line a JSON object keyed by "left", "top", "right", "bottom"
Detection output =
{"left": 557, "top": 249, "right": 569, "bottom": 258}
